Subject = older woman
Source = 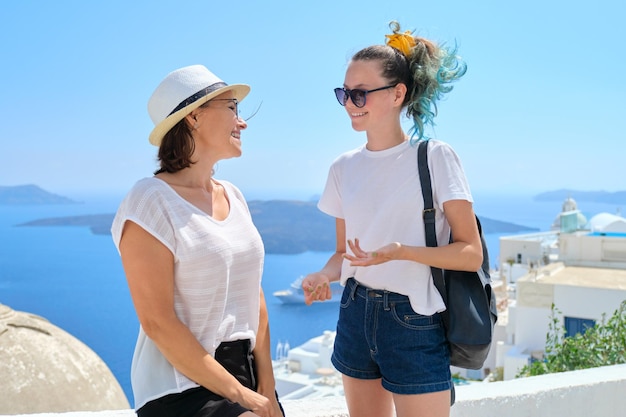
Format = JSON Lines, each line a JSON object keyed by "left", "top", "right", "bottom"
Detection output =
{"left": 112, "top": 65, "right": 284, "bottom": 417}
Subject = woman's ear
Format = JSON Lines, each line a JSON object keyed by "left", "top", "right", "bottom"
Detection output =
{"left": 394, "top": 83, "right": 407, "bottom": 106}
{"left": 184, "top": 113, "right": 198, "bottom": 129}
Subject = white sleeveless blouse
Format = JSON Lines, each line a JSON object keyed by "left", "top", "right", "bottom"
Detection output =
{"left": 111, "top": 177, "right": 264, "bottom": 409}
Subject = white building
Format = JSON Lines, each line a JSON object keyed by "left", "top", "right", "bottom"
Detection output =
{"left": 493, "top": 197, "right": 626, "bottom": 380}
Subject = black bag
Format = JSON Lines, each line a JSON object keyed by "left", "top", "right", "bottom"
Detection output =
{"left": 417, "top": 140, "right": 498, "bottom": 370}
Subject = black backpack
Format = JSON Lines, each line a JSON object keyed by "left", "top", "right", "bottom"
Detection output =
{"left": 417, "top": 139, "right": 498, "bottom": 370}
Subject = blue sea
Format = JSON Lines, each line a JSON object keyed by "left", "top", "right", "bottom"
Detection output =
{"left": 0, "top": 192, "right": 622, "bottom": 405}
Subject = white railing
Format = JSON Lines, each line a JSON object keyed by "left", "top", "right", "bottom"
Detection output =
{"left": 5, "top": 364, "right": 626, "bottom": 417}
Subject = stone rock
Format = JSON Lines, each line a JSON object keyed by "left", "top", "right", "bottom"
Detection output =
{"left": 0, "top": 303, "right": 130, "bottom": 414}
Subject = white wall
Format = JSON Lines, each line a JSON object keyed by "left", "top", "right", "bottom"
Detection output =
{"left": 511, "top": 304, "right": 551, "bottom": 352}
{"left": 560, "top": 233, "right": 626, "bottom": 264}
{"left": 9, "top": 365, "right": 626, "bottom": 417}
{"left": 499, "top": 232, "right": 556, "bottom": 271}
{"left": 560, "top": 234, "right": 601, "bottom": 262}
{"left": 451, "top": 364, "right": 626, "bottom": 417}
{"left": 554, "top": 286, "right": 625, "bottom": 321}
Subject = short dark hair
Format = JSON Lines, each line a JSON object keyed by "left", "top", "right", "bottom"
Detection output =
{"left": 154, "top": 119, "right": 196, "bottom": 175}
{"left": 153, "top": 100, "right": 213, "bottom": 174}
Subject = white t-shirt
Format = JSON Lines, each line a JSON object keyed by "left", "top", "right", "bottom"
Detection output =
{"left": 111, "top": 177, "right": 264, "bottom": 410}
{"left": 318, "top": 139, "right": 473, "bottom": 315}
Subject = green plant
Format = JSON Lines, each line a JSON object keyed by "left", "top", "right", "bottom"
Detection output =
{"left": 517, "top": 300, "right": 626, "bottom": 377}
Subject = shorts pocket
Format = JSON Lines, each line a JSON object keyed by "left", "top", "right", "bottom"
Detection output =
{"left": 390, "top": 301, "right": 441, "bottom": 330}
{"left": 339, "top": 285, "right": 353, "bottom": 309}
{"left": 339, "top": 279, "right": 356, "bottom": 309}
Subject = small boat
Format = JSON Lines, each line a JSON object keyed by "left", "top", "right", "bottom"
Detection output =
{"left": 273, "top": 276, "right": 344, "bottom": 304}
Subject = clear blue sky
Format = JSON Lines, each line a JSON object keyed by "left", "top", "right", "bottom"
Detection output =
{"left": 1, "top": 0, "right": 624, "bottom": 201}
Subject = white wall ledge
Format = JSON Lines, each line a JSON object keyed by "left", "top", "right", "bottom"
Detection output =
{"left": 6, "top": 364, "right": 626, "bottom": 417}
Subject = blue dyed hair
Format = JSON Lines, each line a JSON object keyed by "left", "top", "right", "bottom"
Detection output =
{"left": 352, "top": 21, "right": 467, "bottom": 141}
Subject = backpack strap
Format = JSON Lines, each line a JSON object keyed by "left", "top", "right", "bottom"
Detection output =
{"left": 417, "top": 140, "right": 448, "bottom": 307}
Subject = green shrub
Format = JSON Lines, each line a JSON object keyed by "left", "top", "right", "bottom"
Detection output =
{"left": 517, "top": 299, "right": 626, "bottom": 377}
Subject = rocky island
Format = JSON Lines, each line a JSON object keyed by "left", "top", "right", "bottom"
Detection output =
{"left": 0, "top": 184, "right": 79, "bottom": 205}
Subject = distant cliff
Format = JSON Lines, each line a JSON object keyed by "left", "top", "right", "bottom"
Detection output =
{"left": 17, "top": 214, "right": 114, "bottom": 235}
{"left": 535, "top": 189, "right": 626, "bottom": 204}
{"left": 248, "top": 200, "right": 335, "bottom": 254}
{"left": 16, "top": 200, "right": 537, "bottom": 254}
{"left": 0, "top": 185, "right": 79, "bottom": 205}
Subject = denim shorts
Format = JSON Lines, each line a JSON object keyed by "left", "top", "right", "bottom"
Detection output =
{"left": 331, "top": 278, "right": 452, "bottom": 395}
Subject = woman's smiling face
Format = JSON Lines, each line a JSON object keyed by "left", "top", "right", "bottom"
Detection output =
{"left": 192, "top": 92, "right": 248, "bottom": 160}
{"left": 342, "top": 59, "right": 399, "bottom": 132}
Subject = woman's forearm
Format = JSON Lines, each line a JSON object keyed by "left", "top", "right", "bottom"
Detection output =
{"left": 397, "top": 241, "right": 483, "bottom": 271}
{"left": 144, "top": 314, "right": 249, "bottom": 403}
{"left": 253, "top": 289, "right": 277, "bottom": 395}
{"left": 320, "top": 250, "right": 345, "bottom": 282}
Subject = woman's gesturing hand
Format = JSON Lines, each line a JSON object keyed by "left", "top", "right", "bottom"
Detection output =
{"left": 301, "top": 273, "right": 333, "bottom": 305}
{"left": 343, "top": 238, "right": 401, "bottom": 267}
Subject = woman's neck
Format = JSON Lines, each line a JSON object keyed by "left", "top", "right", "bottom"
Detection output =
{"left": 156, "top": 163, "right": 216, "bottom": 193}
{"left": 365, "top": 125, "right": 407, "bottom": 151}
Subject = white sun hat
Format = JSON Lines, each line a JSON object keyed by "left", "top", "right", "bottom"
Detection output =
{"left": 147, "top": 65, "right": 250, "bottom": 146}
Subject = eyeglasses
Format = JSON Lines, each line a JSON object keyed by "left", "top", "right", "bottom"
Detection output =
{"left": 208, "top": 98, "right": 239, "bottom": 118}
{"left": 334, "top": 84, "right": 396, "bottom": 108}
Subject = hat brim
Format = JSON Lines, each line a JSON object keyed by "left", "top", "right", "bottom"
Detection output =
{"left": 149, "top": 84, "right": 250, "bottom": 147}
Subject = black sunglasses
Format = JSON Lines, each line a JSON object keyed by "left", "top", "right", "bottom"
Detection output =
{"left": 334, "top": 84, "right": 396, "bottom": 108}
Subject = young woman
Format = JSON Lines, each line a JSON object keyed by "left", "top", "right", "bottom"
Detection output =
{"left": 302, "top": 23, "right": 483, "bottom": 417}
{"left": 112, "top": 65, "right": 284, "bottom": 417}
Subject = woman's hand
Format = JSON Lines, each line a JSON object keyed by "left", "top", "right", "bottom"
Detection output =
{"left": 343, "top": 238, "right": 401, "bottom": 266}
{"left": 301, "top": 272, "right": 333, "bottom": 305}
{"left": 237, "top": 386, "right": 282, "bottom": 417}
{"left": 255, "top": 387, "right": 284, "bottom": 417}
{"left": 301, "top": 219, "right": 346, "bottom": 306}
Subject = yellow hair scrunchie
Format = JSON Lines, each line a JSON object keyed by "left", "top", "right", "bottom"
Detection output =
{"left": 385, "top": 30, "right": 416, "bottom": 57}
